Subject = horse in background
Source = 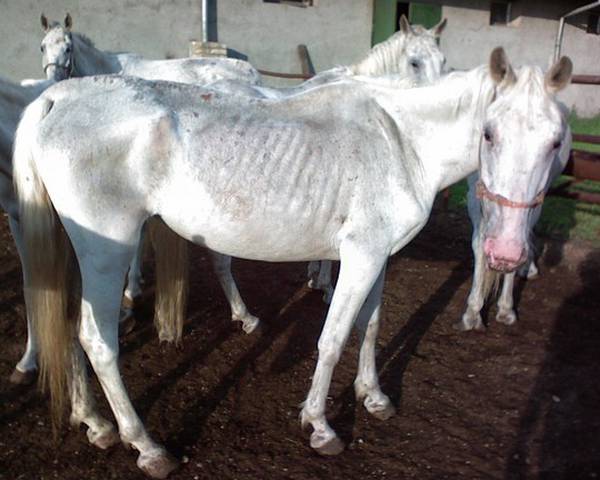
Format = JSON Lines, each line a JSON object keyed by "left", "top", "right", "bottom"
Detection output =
{"left": 0, "top": 76, "right": 54, "bottom": 384}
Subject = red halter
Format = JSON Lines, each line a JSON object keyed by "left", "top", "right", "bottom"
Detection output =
{"left": 475, "top": 180, "right": 545, "bottom": 209}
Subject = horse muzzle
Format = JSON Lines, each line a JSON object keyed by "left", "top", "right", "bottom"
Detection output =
{"left": 483, "top": 237, "right": 527, "bottom": 273}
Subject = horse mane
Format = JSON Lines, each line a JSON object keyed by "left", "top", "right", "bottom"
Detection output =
{"left": 350, "top": 31, "right": 410, "bottom": 76}
{"left": 73, "top": 32, "right": 95, "bottom": 49}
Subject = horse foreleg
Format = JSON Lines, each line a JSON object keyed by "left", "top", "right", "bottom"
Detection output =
{"left": 78, "top": 253, "right": 177, "bottom": 479}
{"left": 8, "top": 216, "right": 38, "bottom": 384}
{"left": 456, "top": 232, "right": 486, "bottom": 331}
{"left": 210, "top": 251, "right": 259, "bottom": 334}
{"left": 300, "top": 242, "right": 386, "bottom": 455}
{"left": 495, "top": 272, "right": 517, "bottom": 325}
{"left": 353, "top": 264, "right": 395, "bottom": 420}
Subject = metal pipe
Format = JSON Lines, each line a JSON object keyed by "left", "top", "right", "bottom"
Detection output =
{"left": 202, "top": 0, "right": 208, "bottom": 43}
{"left": 554, "top": 0, "right": 600, "bottom": 61}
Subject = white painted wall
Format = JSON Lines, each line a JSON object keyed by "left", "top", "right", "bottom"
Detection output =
{"left": 0, "top": 0, "right": 373, "bottom": 88}
{"left": 438, "top": 0, "right": 600, "bottom": 117}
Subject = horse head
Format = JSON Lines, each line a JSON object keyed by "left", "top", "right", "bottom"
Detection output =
{"left": 40, "top": 13, "right": 74, "bottom": 81}
{"left": 352, "top": 15, "right": 447, "bottom": 85}
{"left": 478, "top": 47, "right": 572, "bottom": 273}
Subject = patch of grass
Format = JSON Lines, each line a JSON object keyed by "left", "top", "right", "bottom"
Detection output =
{"left": 447, "top": 176, "right": 600, "bottom": 247}
{"left": 570, "top": 113, "right": 600, "bottom": 153}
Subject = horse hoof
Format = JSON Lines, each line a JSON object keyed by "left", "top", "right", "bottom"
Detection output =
{"left": 241, "top": 316, "right": 260, "bottom": 335}
{"left": 496, "top": 311, "right": 517, "bottom": 325}
{"left": 88, "top": 427, "right": 120, "bottom": 450}
{"left": 9, "top": 368, "right": 37, "bottom": 385}
{"left": 369, "top": 402, "right": 396, "bottom": 421}
{"left": 233, "top": 313, "right": 260, "bottom": 335}
{"left": 138, "top": 450, "right": 179, "bottom": 479}
{"left": 119, "top": 313, "right": 137, "bottom": 336}
{"left": 312, "top": 435, "right": 345, "bottom": 456}
{"left": 452, "top": 313, "right": 485, "bottom": 332}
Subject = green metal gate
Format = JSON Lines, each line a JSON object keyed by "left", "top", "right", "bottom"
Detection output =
{"left": 372, "top": 1, "right": 442, "bottom": 46}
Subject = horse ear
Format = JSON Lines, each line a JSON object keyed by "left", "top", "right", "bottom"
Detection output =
{"left": 399, "top": 14, "right": 413, "bottom": 35}
{"left": 41, "top": 13, "right": 49, "bottom": 31}
{"left": 489, "top": 47, "right": 516, "bottom": 86}
{"left": 431, "top": 18, "right": 447, "bottom": 37}
{"left": 64, "top": 13, "right": 72, "bottom": 30}
{"left": 545, "top": 56, "right": 573, "bottom": 93}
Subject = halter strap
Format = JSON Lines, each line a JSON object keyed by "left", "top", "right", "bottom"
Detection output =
{"left": 475, "top": 180, "right": 545, "bottom": 209}
{"left": 43, "top": 57, "right": 74, "bottom": 77}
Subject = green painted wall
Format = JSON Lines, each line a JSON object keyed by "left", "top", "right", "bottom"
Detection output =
{"left": 372, "top": 1, "right": 442, "bottom": 46}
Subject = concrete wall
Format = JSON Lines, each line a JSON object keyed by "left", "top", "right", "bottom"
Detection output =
{"left": 217, "top": 0, "right": 373, "bottom": 86}
{"left": 0, "top": 0, "right": 204, "bottom": 81}
{"left": 436, "top": 0, "right": 600, "bottom": 117}
{"left": 0, "top": 0, "right": 373, "bottom": 87}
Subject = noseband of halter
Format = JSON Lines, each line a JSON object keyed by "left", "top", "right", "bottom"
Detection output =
{"left": 43, "top": 58, "right": 74, "bottom": 77}
{"left": 475, "top": 180, "right": 545, "bottom": 209}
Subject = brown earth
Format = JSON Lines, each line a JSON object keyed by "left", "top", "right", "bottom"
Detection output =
{"left": 0, "top": 206, "right": 599, "bottom": 480}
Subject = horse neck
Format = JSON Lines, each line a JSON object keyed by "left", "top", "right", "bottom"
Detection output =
{"left": 351, "top": 34, "right": 407, "bottom": 76}
{"left": 73, "top": 34, "right": 122, "bottom": 76}
{"left": 372, "top": 67, "right": 494, "bottom": 195}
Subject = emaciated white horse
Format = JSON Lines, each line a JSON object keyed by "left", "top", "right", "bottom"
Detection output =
{"left": 38, "top": 12, "right": 448, "bottom": 305}
{"left": 14, "top": 48, "right": 571, "bottom": 478}
{"left": 212, "top": 14, "right": 447, "bottom": 301}
{"left": 0, "top": 76, "right": 54, "bottom": 384}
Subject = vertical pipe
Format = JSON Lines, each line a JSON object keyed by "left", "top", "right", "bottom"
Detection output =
{"left": 202, "top": 0, "right": 208, "bottom": 43}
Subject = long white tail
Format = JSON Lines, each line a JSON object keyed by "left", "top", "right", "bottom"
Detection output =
{"left": 13, "top": 96, "right": 77, "bottom": 428}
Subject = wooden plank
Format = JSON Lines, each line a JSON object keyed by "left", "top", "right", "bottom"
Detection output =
{"left": 571, "top": 74, "right": 600, "bottom": 85}
{"left": 573, "top": 133, "right": 600, "bottom": 145}
{"left": 297, "top": 44, "right": 316, "bottom": 77}
{"left": 257, "top": 69, "right": 313, "bottom": 79}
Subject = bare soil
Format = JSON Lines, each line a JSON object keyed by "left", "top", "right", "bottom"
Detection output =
{"left": 0, "top": 206, "right": 599, "bottom": 480}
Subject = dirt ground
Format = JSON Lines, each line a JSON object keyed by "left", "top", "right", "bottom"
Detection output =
{"left": 0, "top": 206, "right": 599, "bottom": 480}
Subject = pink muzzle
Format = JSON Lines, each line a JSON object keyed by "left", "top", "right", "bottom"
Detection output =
{"left": 476, "top": 180, "right": 544, "bottom": 272}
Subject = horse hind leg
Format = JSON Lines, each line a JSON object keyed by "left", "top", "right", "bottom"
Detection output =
{"left": 69, "top": 341, "right": 119, "bottom": 450}
{"left": 210, "top": 251, "right": 260, "bottom": 334}
{"left": 353, "top": 264, "right": 395, "bottom": 420}
{"left": 8, "top": 215, "right": 38, "bottom": 384}
{"left": 77, "top": 244, "right": 178, "bottom": 478}
{"left": 300, "top": 241, "right": 387, "bottom": 455}
{"left": 307, "top": 260, "right": 334, "bottom": 304}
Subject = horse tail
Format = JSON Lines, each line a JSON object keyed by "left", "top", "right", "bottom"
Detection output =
{"left": 13, "top": 96, "right": 77, "bottom": 428}
{"left": 482, "top": 268, "right": 501, "bottom": 301}
{"left": 148, "top": 217, "right": 188, "bottom": 343}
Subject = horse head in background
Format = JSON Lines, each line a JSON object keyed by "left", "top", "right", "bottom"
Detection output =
{"left": 351, "top": 14, "right": 447, "bottom": 84}
{"left": 40, "top": 13, "right": 74, "bottom": 81}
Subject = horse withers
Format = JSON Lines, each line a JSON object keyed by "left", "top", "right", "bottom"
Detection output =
{"left": 13, "top": 48, "right": 571, "bottom": 478}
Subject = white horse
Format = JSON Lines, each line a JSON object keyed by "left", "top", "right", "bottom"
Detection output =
{"left": 38, "top": 13, "right": 448, "bottom": 306}
{"left": 40, "top": 13, "right": 261, "bottom": 85}
{"left": 0, "top": 76, "right": 55, "bottom": 384}
{"left": 14, "top": 47, "right": 571, "bottom": 478}
{"left": 212, "top": 15, "right": 447, "bottom": 301}
{"left": 457, "top": 127, "right": 572, "bottom": 331}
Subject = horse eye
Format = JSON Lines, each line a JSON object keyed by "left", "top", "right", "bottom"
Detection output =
{"left": 484, "top": 127, "right": 493, "bottom": 143}
{"left": 40, "top": 45, "right": 45, "bottom": 52}
{"left": 65, "top": 46, "right": 72, "bottom": 53}
{"left": 553, "top": 140, "right": 562, "bottom": 150}
{"left": 410, "top": 60, "right": 420, "bottom": 70}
